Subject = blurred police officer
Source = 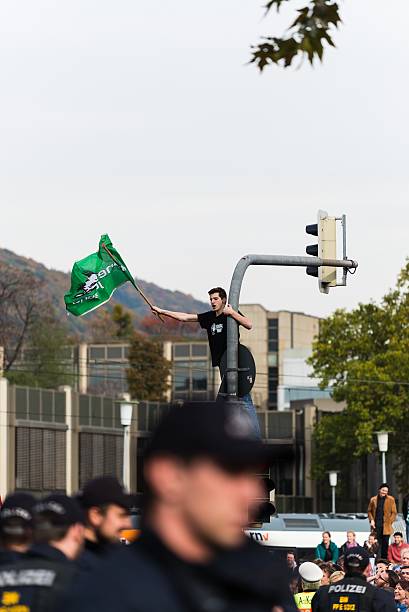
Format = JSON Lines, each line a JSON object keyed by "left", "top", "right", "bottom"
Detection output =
{"left": 311, "top": 548, "right": 395, "bottom": 612}
{"left": 68, "top": 400, "right": 297, "bottom": 612}
{"left": 0, "top": 493, "right": 85, "bottom": 612}
{"left": 0, "top": 493, "right": 36, "bottom": 564}
{"left": 295, "top": 562, "right": 324, "bottom": 612}
{"left": 76, "top": 475, "right": 132, "bottom": 570}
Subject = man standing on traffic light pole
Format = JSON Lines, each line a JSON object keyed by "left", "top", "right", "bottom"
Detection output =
{"left": 151, "top": 287, "right": 261, "bottom": 436}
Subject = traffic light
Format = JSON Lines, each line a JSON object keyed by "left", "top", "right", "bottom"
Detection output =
{"left": 306, "top": 210, "right": 337, "bottom": 294}
{"left": 251, "top": 477, "right": 276, "bottom": 524}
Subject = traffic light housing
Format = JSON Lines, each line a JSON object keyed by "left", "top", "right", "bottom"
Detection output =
{"left": 306, "top": 210, "right": 337, "bottom": 294}
{"left": 251, "top": 477, "right": 276, "bottom": 524}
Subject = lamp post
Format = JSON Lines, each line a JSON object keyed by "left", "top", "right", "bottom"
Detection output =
{"left": 328, "top": 471, "right": 338, "bottom": 515}
{"left": 120, "top": 393, "right": 136, "bottom": 491}
{"left": 375, "top": 431, "right": 389, "bottom": 483}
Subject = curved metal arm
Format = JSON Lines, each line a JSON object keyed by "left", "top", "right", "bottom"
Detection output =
{"left": 226, "top": 254, "right": 358, "bottom": 398}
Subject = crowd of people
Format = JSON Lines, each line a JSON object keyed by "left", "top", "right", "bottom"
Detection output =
{"left": 0, "top": 400, "right": 300, "bottom": 612}
{"left": 0, "top": 400, "right": 408, "bottom": 612}
{"left": 287, "top": 528, "right": 409, "bottom": 612}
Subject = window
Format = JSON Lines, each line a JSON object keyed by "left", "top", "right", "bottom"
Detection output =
{"left": 107, "top": 346, "right": 123, "bottom": 360}
{"left": 268, "top": 366, "right": 278, "bottom": 407}
{"left": 268, "top": 318, "right": 279, "bottom": 352}
{"left": 15, "top": 427, "right": 66, "bottom": 493}
{"left": 174, "top": 369, "right": 189, "bottom": 391}
{"left": 191, "top": 344, "right": 207, "bottom": 357}
{"left": 192, "top": 370, "right": 207, "bottom": 391}
{"left": 173, "top": 344, "right": 190, "bottom": 358}
{"left": 89, "top": 346, "right": 105, "bottom": 360}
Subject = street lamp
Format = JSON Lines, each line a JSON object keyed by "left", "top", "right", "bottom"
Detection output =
{"left": 120, "top": 393, "right": 136, "bottom": 491}
{"left": 328, "top": 471, "right": 338, "bottom": 515}
{"left": 375, "top": 431, "right": 389, "bottom": 483}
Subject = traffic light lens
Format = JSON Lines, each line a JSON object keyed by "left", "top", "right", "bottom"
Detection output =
{"left": 306, "top": 266, "right": 319, "bottom": 277}
{"left": 305, "top": 223, "right": 318, "bottom": 236}
{"left": 306, "top": 245, "right": 319, "bottom": 257}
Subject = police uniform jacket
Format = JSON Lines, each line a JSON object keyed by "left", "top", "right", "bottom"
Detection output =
{"left": 0, "top": 543, "right": 77, "bottom": 612}
{"left": 311, "top": 573, "right": 395, "bottom": 612}
{"left": 68, "top": 528, "right": 298, "bottom": 612}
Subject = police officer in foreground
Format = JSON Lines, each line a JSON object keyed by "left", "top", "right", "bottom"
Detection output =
{"left": 0, "top": 493, "right": 85, "bottom": 612}
{"left": 295, "top": 562, "right": 324, "bottom": 612}
{"left": 311, "top": 548, "right": 395, "bottom": 612}
{"left": 68, "top": 400, "right": 297, "bottom": 612}
{"left": 0, "top": 493, "right": 36, "bottom": 564}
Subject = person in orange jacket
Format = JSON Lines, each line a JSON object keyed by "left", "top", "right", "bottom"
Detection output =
{"left": 368, "top": 483, "right": 397, "bottom": 559}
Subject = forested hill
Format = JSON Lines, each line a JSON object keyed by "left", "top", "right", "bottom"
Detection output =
{"left": 0, "top": 247, "right": 208, "bottom": 337}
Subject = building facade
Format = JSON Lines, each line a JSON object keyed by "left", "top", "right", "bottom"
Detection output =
{"left": 0, "top": 378, "right": 313, "bottom": 512}
{"left": 239, "top": 306, "right": 322, "bottom": 410}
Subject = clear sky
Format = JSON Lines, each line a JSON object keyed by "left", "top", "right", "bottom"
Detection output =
{"left": 1, "top": 1, "right": 408, "bottom": 317}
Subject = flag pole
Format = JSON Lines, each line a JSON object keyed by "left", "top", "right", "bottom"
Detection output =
{"left": 101, "top": 242, "right": 165, "bottom": 323}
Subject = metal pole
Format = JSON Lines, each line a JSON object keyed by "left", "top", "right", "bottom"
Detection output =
{"left": 382, "top": 451, "right": 387, "bottom": 483}
{"left": 123, "top": 425, "right": 131, "bottom": 490}
{"left": 332, "top": 486, "right": 336, "bottom": 515}
{"left": 226, "top": 254, "right": 358, "bottom": 397}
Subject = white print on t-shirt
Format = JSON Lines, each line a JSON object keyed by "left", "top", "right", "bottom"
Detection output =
{"left": 211, "top": 323, "right": 223, "bottom": 335}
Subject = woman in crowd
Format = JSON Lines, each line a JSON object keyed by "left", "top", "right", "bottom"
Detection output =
{"left": 339, "top": 531, "right": 358, "bottom": 557}
{"left": 315, "top": 532, "right": 339, "bottom": 563}
{"left": 394, "top": 579, "right": 409, "bottom": 612}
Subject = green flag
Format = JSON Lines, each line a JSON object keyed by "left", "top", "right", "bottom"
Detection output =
{"left": 64, "top": 234, "right": 135, "bottom": 317}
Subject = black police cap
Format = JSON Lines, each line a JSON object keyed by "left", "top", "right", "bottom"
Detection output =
{"left": 344, "top": 547, "right": 370, "bottom": 570}
{"left": 1, "top": 493, "right": 36, "bottom": 525}
{"left": 145, "top": 400, "right": 277, "bottom": 471}
{"left": 34, "top": 494, "right": 85, "bottom": 528}
{"left": 78, "top": 476, "right": 132, "bottom": 511}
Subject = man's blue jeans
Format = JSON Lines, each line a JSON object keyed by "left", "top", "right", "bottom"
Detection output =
{"left": 242, "top": 393, "right": 261, "bottom": 439}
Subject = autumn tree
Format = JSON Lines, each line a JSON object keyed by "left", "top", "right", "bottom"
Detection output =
{"left": 140, "top": 314, "right": 203, "bottom": 340}
{"left": 7, "top": 308, "right": 74, "bottom": 389}
{"left": 126, "top": 333, "right": 171, "bottom": 401}
{"left": 309, "top": 260, "right": 409, "bottom": 491}
{"left": 88, "top": 304, "right": 135, "bottom": 342}
{"left": 251, "top": 0, "right": 341, "bottom": 70}
{"left": 0, "top": 263, "right": 42, "bottom": 371}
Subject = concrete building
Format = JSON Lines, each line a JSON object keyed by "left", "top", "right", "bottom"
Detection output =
{"left": 2, "top": 305, "right": 339, "bottom": 508}
{"left": 239, "top": 305, "right": 322, "bottom": 410}
{"left": 0, "top": 378, "right": 309, "bottom": 510}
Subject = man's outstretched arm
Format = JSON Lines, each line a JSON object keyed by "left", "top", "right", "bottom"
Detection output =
{"left": 151, "top": 305, "right": 198, "bottom": 323}
{"left": 223, "top": 305, "right": 252, "bottom": 330}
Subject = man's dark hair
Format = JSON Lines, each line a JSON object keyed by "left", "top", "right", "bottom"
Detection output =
{"left": 379, "top": 483, "right": 389, "bottom": 490}
{"left": 34, "top": 517, "right": 70, "bottom": 544}
{"left": 0, "top": 517, "right": 32, "bottom": 548}
{"left": 394, "top": 531, "right": 403, "bottom": 538}
{"left": 376, "top": 558, "right": 389, "bottom": 566}
{"left": 321, "top": 562, "right": 336, "bottom": 576}
{"left": 386, "top": 570, "right": 400, "bottom": 588}
{"left": 208, "top": 287, "right": 227, "bottom": 301}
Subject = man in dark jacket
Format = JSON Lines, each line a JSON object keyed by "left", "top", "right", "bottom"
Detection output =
{"left": 67, "top": 400, "right": 297, "bottom": 612}
{"left": 312, "top": 547, "right": 395, "bottom": 612}
{"left": 0, "top": 494, "right": 85, "bottom": 612}
{"left": 76, "top": 475, "right": 132, "bottom": 571}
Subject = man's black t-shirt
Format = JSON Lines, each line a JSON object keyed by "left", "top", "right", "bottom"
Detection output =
{"left": 197, "top": 311, "right": 228, "bottom": 367}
